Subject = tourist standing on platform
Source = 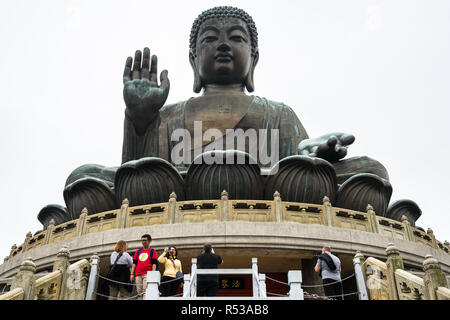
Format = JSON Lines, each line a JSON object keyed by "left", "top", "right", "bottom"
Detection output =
{"left": 314, "top": 245, "right": 343, "bottom": 300}
{"left": 158, "top": 246, "right": 183, "bottom": 297}
{"left": 108, "top": 240, "right": 133, "bottom": 300}
{"left": 197, "top": 243, "right": 223, "bottom": 297}
{"left": 130, "top": 234, "right": 158, "bottom": 300}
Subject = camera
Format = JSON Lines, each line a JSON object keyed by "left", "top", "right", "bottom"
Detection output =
{"left": 166, "top": 247, "right": 175, "bottom": 258}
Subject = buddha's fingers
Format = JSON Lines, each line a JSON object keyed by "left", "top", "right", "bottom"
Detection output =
{"left": 150, "top": 55, "right": 158, "bottom": 86}
{"left": 123, "top": 56, "right": 133, "bottom": 84}
{"left": 132, "top": 50, "right": 142, "bottom": 80}
{"left": 141, "top": 47, "right": 151, "bottom": 80}
{"left": 336, "top": 146, "right": 348, "bottom": 159}
{"left": 300, "top": 149, "right": 310, "bottom": 156}
{"left": 340, "top": 133, "right": 355, "bottom": 146}
{"left": 160, "top": 70, "right": 170, "bottom": 93}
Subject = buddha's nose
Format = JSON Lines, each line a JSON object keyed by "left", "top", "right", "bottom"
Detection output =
{"left": 217, "top": 41, "right": 231, "bottom": 52}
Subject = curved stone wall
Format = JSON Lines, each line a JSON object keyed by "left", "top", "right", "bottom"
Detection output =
{"left": 1, "top": 221, "right": 449, "bottom": 279}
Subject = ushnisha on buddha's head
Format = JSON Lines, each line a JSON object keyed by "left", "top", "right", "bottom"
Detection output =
{"left": 189, "top": 6, "right": 259, "bottom": 93}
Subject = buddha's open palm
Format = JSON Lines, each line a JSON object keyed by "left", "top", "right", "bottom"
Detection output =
{"left": 123, "top": 47, "right": 169, "bottom": 134}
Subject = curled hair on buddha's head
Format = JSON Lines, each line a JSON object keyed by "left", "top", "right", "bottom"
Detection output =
{"left": 189, "top": 6, "right": 259, "bottom": 93}
{"left": 189, "top": 6, "right": 259, "bottom": 57}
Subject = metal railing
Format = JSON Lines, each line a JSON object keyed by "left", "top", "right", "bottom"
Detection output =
{"left": 143, "top": 258, "right": 304, "bottom": 300}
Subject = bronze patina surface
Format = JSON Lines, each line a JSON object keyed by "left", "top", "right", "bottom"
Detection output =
{"left": 45, "top": 6, "right": 407, "bottom": 225}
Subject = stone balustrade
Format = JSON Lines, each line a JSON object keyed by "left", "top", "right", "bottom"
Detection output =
{"left": 4, "top": 191, "right": 450, "bottom": 262}
{"left": 0, "top": 247, "right": 92, "bottom": 300}
{"left": 355, "top": 243, "right": 449, "bottom": 300}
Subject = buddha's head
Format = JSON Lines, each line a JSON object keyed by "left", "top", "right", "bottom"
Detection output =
{"left": 189, "top": 6, "right": 259, "bottom": 93}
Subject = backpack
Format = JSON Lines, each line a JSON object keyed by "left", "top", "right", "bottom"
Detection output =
{"left": 135, "top": 248, "right": 159, "bottom": 271}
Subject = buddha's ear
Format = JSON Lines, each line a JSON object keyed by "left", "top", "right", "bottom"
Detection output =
{"left": 245, "top": 50, "right": 259, "bottom": 93}
{"left": 189, "top": 51, "right": 203, "bottom": 93}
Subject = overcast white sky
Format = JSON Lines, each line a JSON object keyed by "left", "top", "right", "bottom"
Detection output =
{"left": 0, "top": 0, "right": 449, "bottom": 260}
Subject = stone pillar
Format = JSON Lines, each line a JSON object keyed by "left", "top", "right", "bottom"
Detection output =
{"left": 252, "top": 258, "right": 259, "bottom": 298}
{"left": 427, "top": 228, "right": 438, "bottom": 249}
{"left": 221, "top": 190, "right": 229, "bottom": 221}
{"left": 444, "top": 240, "right": 450, "bottom": 253}
{"left": 85, "top": 254, "right": 99, "bottom": 300}
{"left": 53, "top": 247, "right": 70, "bottom": 300}
{"left": 77, "top": 208, "right": 88, "bottom": 237}
{"left": 11, "top": 257, "right": 36, "bottom": 300}
{"left": 23, "top": 232, "right": 32, "bottom": 252}
{"left": 53, "top": 246, "right": 70, "bottom": 273}
{"left": 322, "top": 196, "right": 333, "bottom": 226}
{"left": 145, "top": 271, "right": 161, "bottom": 300}
{"left": 191, "top": 258, "right": 197, "bottom": 297}
{"left": 168, "top": 193, "right": 177, "bottom": 224}
{"left": 353, "top": 251, "right": 368, "bottom": 300}
{"left": 45, "top": 219, "right": 55, "bottom": 245}
{"left": 423, "top": 255, "right": 448, "bottom": 300}
{"left": 258, "top": 274, "right": 267, "bottom": 298}
{"left": 385, "top": 243, "right": 404, "bottom": 300}
{"left": 118, "top": 198, "right": 129, "bottom": 228}
{"left": 183, "top": 274, "right": 191, "bottom": 297}
{"left": 401, "top": 215, "right": 413, "bottom": 241}
{"left": 274, "top": 191, "right": 283, "bottom": 222}
{"left": 9, "top": 244, "right": 17, "bottom": 259}
{"left": 287, "top": 270, "right": 304, "bottom": 300}
{"left": 367, "top": 205, "right": 379, "bottom": 234}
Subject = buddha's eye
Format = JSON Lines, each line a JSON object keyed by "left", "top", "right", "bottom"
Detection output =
{"left": 203, "top": 36, "right": 218, "bottom": 43}
{"left": 230, "top": 35, "right": 246, "bottom": 42}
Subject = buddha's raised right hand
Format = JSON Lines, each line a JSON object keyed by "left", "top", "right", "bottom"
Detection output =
{"left": 123, "top": 47, "right": 170, "bottom": 135}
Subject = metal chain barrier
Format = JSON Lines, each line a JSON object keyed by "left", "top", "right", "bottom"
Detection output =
{"left": 266, "top": 291, "right": 288, "bottom": 297}
{"left": 264, "top": 273, "right": 355, "bottom": 288}
{"left": 97, "top": 273, "right": 182, "bottom": 286}
{"left": 301, "top": 273, "right": 355, "bottom": 287}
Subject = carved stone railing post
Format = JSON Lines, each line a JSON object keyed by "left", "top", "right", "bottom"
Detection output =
{"left": 323, "top": 196, "right": 333, "bottom": 226}
{"left": 118, "top": 198, "right": 129, "bottom": 228}
{"left": 427, "top": 228, "right": 438, "bottom": 249}
{"left": 145, "top": 271, "right": 161, "bottom": 300}
{"left": 9, "top": 244, "right": 17, "bottom": 259}
{"left": 77, "top": 208, "right": 88, "bottom": 237}
{"left": 168, "top": 193, "right": 177, "bottom": 224}
{"left": 11, "top": 257, "right": 36, "bottom": 300}
{"left": 401, "top": 215, "right": 413, "bottom": 241}
{"left": 423, "top": 255, "right": 448, "bottom": 300}
{"left": 221, "top": 190, "right": 229, "bottom": 221}
{"left": 353, "top": 251, "right": 369, "bottom": 300}
{"left": 287, "top": 270, "right": 304, "bottom": 300}
{"left": 252, "top": 258, "right": 259, "bottom": 298}
{"left": 444, "top": 240, "right": 450, "bottom": 253}
{"left": 53, "top": 246, "right": 70, "bottom": 300}
{"left": 258, "top": 274, "right": 267, "bottom": 298}
{"left": 274, "top": 191, "right": 283, "bottom": 222}
{"left": 45, "top": 219, "right": 55, "bottom": 245}
{"left": 23, "top": 232, "right": 32, "bottom": 252}
{"left": 385, "top": 243, "right": 404, "bottom": 300}
{"left": 85, "top": 254, "right": 99, "bottom": 300}
{"left": 367, "top": 205, "right": 379, "bottom": 234}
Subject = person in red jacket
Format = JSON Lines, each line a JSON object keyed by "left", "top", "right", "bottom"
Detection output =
{"left": 130, "top": 234, "right": 158, "bottom": 300}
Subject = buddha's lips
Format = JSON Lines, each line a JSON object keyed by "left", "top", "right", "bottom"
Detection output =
{"left": 215, "top": 54, "right": 233, "bottom": 61}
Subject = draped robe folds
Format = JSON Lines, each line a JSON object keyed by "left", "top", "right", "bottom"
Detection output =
{"left": 121, "top": 96, "right": 309, "bottom": 169}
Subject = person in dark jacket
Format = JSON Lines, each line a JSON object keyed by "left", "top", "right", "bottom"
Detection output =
{"left": 108, "top": 240, "right": 133, "bottom": 300}
{"left": 196, "top": 243, "right": 223, "bottom": 297}
{"left": 314, "top": 245, "right": 343, "bottom": 300}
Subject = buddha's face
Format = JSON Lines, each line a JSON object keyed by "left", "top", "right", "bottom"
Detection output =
{"left": 194, "top": 17, "right": 253, "bottom": 87}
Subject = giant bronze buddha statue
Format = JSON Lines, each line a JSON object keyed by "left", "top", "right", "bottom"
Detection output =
{"left": 39, "top": 7, "right": 421, "bottom": 230}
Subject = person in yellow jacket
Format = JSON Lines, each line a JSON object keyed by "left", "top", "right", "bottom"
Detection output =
{"left": 158, "top": 246, "right": 183, "bottom": 297}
